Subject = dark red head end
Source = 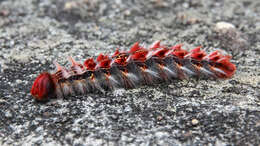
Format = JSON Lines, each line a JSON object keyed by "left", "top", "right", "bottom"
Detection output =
{"left": 30, "top": 72, "right": 55, "bottom": 101}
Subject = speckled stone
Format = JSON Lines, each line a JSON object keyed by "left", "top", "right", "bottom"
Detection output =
{"left": 0, "top": 0, "right": 260, "bottom": 145}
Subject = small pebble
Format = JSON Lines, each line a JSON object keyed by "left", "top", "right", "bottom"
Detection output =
{"left": 215, "top": 21, "right": 249, "bottom": 54}
{"left": 0, "top": 10, "right": 9, "bottom": 16}
{"left": 157, "top": 115, "right": 163, "bottom": 121}
{"left": 191, "top": 118, "right": 199, "bottom": 125}
{"left": 168, "top": 84, "right": 175, "bottom": 89}
{"left": 215, "top": 21, "right": 235, "bottom": 31}
{"left": 15, "top": 79, "right": 22, "bottom": 84}
{"left": 64, "top": 1, "right": 78, "bottom": 11}
{"left": 5, "top": 110, "right": 13, "bottom": 118}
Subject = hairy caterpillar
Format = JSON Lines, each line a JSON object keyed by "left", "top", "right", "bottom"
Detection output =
{"left": 31, "top": 41, "right": 236, "bottom": 101}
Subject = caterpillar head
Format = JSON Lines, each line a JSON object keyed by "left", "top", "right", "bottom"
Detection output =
{"left": 30, "top": 72, "right": 55, "bottom": 101}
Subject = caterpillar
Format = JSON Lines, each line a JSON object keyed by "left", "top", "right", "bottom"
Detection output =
{"left": 30, "top": 41, "right": 236, "bottom": 101}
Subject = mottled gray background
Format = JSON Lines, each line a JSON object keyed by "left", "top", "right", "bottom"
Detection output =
{"left": 0, "top": 0, "right": 260, "bottom": 145}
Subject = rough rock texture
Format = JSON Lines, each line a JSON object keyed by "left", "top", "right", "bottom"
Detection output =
{"left": 0, "top": 0, "right": 260, "bottom": 145}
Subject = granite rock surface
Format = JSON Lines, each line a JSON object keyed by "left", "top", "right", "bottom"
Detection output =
{"left": 0, "top": 0, "right": 260, "bottom": 145}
